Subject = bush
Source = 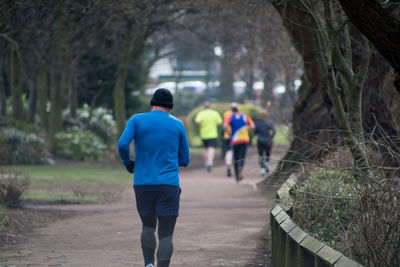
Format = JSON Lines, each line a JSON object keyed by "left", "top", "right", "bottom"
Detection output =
{"left": 292, "top": 168, "right": 356, "bottom": 253}
{"left": 292, "top": 143, "right": 400, "bottom": 266}
{"left": 90, "top": 107, "right": 117, "bottom": 144}
{"left": 0, "top": 115, "right": 42, "bottom": 135}
{"left": 63, "top": 104, "right": 116, "bottom": 145}
{"left": 0, "top": 169, "right": 30, "bottom": 208}
{"left": 186, "top": 102, "right": 264, "bottom": 147}
{"left": 54, "top": 129, "right": 106, "bottom": 161}
{"left": 0, "top": 205, "right": 10, "bottom": 227}
{"left": 346, "top": 179, "right": 400, "bottom": 267}
{"left": 0, "top": 128, "right": 52, "bottom": 165}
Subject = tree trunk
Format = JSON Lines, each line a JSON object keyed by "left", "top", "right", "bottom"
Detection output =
{"left": 338, "top": 0, "right": 400, "bottom": 75}
{"left": 68, "top": 69, "right": 78, "bottom": 119}
{"left": 219, "top": 49, "right": 235, "bottom": 101}
{"left": 363, "top": 54, "right": 400, "bottom": 136}
{"left": 281, "top": 73, "right": 295, "bottom": 106}
{"left": 262, "top": 66, "right": 274, "bottom": 103}
{"left": 174, "top": 61, "right": 184, "bottom": 93}
{"left": 37, "top": 69, "right": 48, "bottom": 130}
{"left": 48, "top": 54, "right": 64, "bottom": 150}
{"left": 10, "top": 45, "right": 24, "bottom": 121}
{"left": 218, "top": 39, "right": 235, "bottom": 101}
{"left": 48, "top": 5, "right": 67, "bottom": 149}
{"left": 362, "top": 54, "right": 400, "bottom": 168}
{"left": 114, "top": 22, "right": 132, "bottom": 138}
{"left": 262, "top": 0, "right": 400, "bottom": 186}
{"left": 244, "top": 59, "right": 254, "bottom": 100}
{"left": 260, "top": 0, "right": 337, "bottom": 186}
{"left": 205, "top": 60, "right": 211, "bottom": 91}
{"left": 0, "top": 59, "right": 6, "bottom": 116}
{"left": 27, "top": 76, "right": 38, "bottom": 123}
{"left": 67, "top": 48, "right": 78, "bottom": 119}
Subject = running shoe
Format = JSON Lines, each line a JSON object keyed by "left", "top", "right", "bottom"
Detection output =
{"left": 237, "top": 170, "right": 243, "bottom": 182}
{"left": 260, "top": 167, "right": 266, "bottom": 176}
{"left": 264, "top": 162, "right": 270, "bottom": 173}
{"left": 206, "top": 164, "right": 212, "bottom": 172}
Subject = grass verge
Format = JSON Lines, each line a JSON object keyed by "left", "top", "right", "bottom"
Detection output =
{"left": 12, "top": 165, "right": 129, "bottom": 205}
{"left": 273, "top": 124, "right": 292, "bottom": 147}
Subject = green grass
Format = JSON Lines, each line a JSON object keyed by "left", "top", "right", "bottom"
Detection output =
{"left": 273, "top": 124, "right": 292, "bottom": 146}
{"left": 8, "top": 165, "right": 129, "bottom": 204}
{"left": 14, "top": 165, "right": 127, "bottom": 182}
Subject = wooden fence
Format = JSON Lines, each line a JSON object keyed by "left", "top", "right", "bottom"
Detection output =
{"left": 270, "top": 174, "right": 363, "bottom": 267}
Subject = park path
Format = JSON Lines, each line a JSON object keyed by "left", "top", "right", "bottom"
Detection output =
{"left": 0, "top": 148, "right": 283, "bottom": 267}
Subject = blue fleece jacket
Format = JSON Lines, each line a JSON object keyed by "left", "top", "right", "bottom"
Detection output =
{"left": 118, "top": 110, "right": 190, "bottom": 186}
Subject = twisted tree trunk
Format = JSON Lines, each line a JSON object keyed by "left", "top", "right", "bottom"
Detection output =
{"left": 260, "top": 0, "right": 337, "bottom": 186}
{"left": 262, "top": 0, "right": 400, "bottom": 186}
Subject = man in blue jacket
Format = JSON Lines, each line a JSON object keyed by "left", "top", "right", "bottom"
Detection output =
{"left": 118, "top": 88, "right": 190, "bottom": 267}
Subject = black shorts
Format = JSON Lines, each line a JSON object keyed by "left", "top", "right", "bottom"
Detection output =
{"left": 134, "top": 185, "right": 181, "bottom": 217}
{"left": 202, "top": 138, "right": 217, "bottom": 148}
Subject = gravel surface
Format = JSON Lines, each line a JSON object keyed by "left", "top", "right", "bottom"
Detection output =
{"left": 0, "top": 147, "right": 284, "bottom": 266}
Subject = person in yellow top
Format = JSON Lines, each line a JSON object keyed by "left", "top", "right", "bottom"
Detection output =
{"left": 195, "top": 101, "right": 223, "bottom": 172}
{"left": 222, "top": 103, "right": 238, "bottom": 177}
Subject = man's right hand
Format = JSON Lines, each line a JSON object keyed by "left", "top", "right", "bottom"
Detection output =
{"left": 125, "top": 160, "right": 135, "bottom": 173}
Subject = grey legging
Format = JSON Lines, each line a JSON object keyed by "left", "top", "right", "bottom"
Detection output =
{"left": 140, "top": 215, "right": 177, "bottom": 267}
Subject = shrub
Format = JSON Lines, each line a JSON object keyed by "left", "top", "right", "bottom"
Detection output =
{"left": 63, "top": 104, "right": 116, "bottom": 145}
{"left": 0, "top": 115, "right": 42, "bottom": 135}
{"left": 0, "top": 128, "right": 52, "bottom": 165}
{"left": 348, "top": 179, "right": 400, "bottom": 266}
{"left": 292, "top": 143, "right": 400, "bottom": 266}
{"left": 186, "top": 102, "right": 264, "bottom": 147}
{"left": 54, "top": 129, "right": 106, "bottom": 161}
{"left": 292, "top": 168, "right": 356, "bottom": 253}
{"left": 347, "top": 141, "right": 400, "bottom": 266}
{"left": 0, "top": 169, "right": 30, "bottom": 208}
{"left": 89, "top": 107, "right": 117, "bottom": 144}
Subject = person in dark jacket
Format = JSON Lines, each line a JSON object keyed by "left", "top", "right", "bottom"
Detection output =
{"left": 254, "top": 109, "right": 275, "bottom": 176}
{"left": 118, "top": 88, "right": 190, "bottom": 267}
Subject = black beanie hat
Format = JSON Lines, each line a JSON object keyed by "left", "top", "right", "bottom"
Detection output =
{"left": 150, "top": 88, "right": 173, "bottom": 109}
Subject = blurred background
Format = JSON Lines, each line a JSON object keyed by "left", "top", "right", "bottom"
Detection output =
{"left": 0, "top": 0, "right": 301, "bottom": 165}
{"left": 1, "top": 2, "right": 400, "bottom": 264}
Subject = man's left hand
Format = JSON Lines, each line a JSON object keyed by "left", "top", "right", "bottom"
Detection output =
{"left": 125, "top": 160, "right": 135, "bottom": 173}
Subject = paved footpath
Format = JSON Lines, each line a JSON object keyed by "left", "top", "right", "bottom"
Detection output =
{"left": 0, "top": 149, "right": 280, "bottom": 267}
